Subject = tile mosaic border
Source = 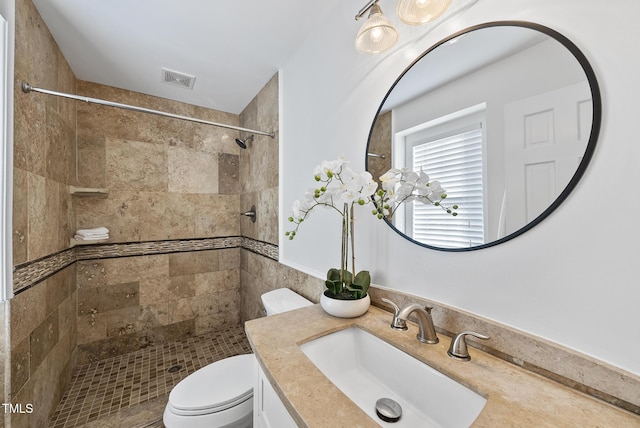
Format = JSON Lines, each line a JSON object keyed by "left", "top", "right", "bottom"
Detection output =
{"left": 13, "top": 236, "right": 278, "bottom": 295}
{"left": 241, "top": 237, "right": 279, "bottom": 260}
{"left": 13, "top": 248, "right": 77, "bottom": 295}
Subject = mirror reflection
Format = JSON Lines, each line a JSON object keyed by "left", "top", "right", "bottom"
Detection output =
{"left": 366, "top": 22, "right": 600, "bottom": 251}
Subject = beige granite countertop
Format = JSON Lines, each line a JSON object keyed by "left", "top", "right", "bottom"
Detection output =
{"left": 245, "top": 304, "right": 640, "bottom": 428}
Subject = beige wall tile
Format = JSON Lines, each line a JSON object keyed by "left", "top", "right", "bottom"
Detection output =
{"left": 14, "top": 0, "right": 76, "bottom": 276}
{"left": 169, "top": 250, "right": 220, "bottom": 277}
{"left": 106, "top": 138, "right": 168, "bottom": 192}
{"left": 195, "top": 270, "right": 240, "bottom": 295}
{"left": 367, "top": 110, "right": 392, "bottom": 185}
{"left": 29, "top": 309, "right": 59, "bottom": 376}
{"left": 239, "top": 249, "right": 324, "bottom": 323}
{"left": 10, "top": 337, "right": 30, "bottom": 398}
{"left": 26, "top": 173, "right": 52, "bottom": 259}
{"left": 103, "top": 254, "right": 168, "bottom": 285}
{"left": 76, "top": 80, "right": 242, "bottom": 245}
{"left": 149, "top": 319, "right": 195, "bottom": 344}
{"left": 140, "top": 303, "right": 170, "bottom": 328}
{"left": 45, "top": 269, "right": 72, "bottom": 316}
{"left": 76, "top": 249, "right": 241, "bottom": 357}
{"left": 168, "top": 145, "right": 218, "bottom": 194}
{"left": 218, "top": 289, "right": 241, "bottom": 313}
{"left": 76, "top": 135, "right": 106, "bottom": 188}
{"left": 167, "top": 298, "right": 199, "bottom": 324}
{"left": 77, "top": 281, "right": 140, "bottom": 315}
{"left": 138, "top": 193, "right": 196, "bottom": 239}
{"left": 169, "top": 275, "right": 197, "bottom": 299}
{"left": 76, "top": 313, "right": 108, "bottom": 345}
{"left": 219, "top": 247, "right": 241, "bottom": 270}
{"left": 104, "top": 256, "right": 167, "bottom": 305}
{"left": 239, "top": 73, "right": 279, "bottom": 246}
{"left": 77, "top": 260, "right": 108, "bottom": 289}
{"left": 75, "top": 190, "right": 202, "bottom": 241}
{"left": 58, "top": 292, "right": 78, "bottom": 352}
{"left": 219, "top": 153, "right": 240, "bottom": 195}
{"left": 12, "top": 168, "right": 28, "bottom": 264}
{"left": 138, "top": 276, "right": 173, "bottom": 306}
{"left": 9, "top": 266, "right": 77, "bottom": 426}
{"left": 74, "top": 191, "right": 140, "bottom": 239}
{"left": 10, "top": 283, "right": 47, "bottom": 349}
{"left": 104, "top": 307, "right": 140, "bottom": 338}
{"left": 191, "top": 194, "right": 240, "bottom": 237}
{"left": 76, "top": 334, "right": 142, "bottom": 365}
{"left": 257, "top": 186, "right": 279, "bottom": 244}
{"left": 45, "top": 104, "right": 75, "bottom": 185}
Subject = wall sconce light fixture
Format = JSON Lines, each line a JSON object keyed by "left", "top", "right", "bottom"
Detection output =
{"left": 355, "top": 1, "right": 399, "bottom": 54}
{"left": 396, "top": 0, "right": 452, "bottom": 25}
{"left": 355, "top": 0, "right": 453, "bottom": 54}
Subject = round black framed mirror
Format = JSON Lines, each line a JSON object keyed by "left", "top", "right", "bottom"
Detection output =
{"left": 365, "top": 21, "right": 601, "bottom": 251}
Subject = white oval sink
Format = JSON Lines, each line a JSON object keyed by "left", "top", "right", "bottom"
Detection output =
{"left": 300, "top": 327, "right": 486, "bottom": 427}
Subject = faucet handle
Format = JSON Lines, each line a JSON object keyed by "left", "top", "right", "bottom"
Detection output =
{"left": 381, "top": 298, "right": 408, "bottom": 330}
{"left": 447, "top": 331, "right": 490, "bottom": 361}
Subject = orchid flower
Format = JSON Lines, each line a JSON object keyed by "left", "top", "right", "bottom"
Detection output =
{"left": 285, "top": 157, "right": 457, "bottom": 299}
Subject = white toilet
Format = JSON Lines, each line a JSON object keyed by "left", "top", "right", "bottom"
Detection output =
{"left": 163, "top": 288, "right": 313, "bottom": 428}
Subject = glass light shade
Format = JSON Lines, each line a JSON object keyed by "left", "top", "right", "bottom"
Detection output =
{"left": 397, "top": 0, "right": 452, "bottom": 25}
{"left": 355, "top": 6, "right": 399, "bottom": 54}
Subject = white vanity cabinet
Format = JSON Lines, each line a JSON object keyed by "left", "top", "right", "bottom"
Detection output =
{"left": 253, "top": 359, "right": 297, "bottom": 428}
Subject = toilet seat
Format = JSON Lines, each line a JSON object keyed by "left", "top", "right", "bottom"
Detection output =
{"left": 168, "top": 354, "right": 254, "bottom": 416}
{"left": 165, "top": 290, "right": 313, "bottom": 427}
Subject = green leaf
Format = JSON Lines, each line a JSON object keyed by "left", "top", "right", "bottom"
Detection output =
{"left": 325, "top": 279, "right": 342, "bottom": 296}
{"left": 345, "top": 270, "right": 370, "bottom": 299}
{"left": 325, "top": 268, "right": 368, "bottom": 299}
{"left": 353, "top": 270, "right": 371, "bottom": 288}
{"left": 326, "top": 268, "right": 341, "bottom": 282}
{"left": 342, "top": 270, "right": 353, "bottom": 286}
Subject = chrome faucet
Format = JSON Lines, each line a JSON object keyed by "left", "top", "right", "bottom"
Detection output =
{"left": 381, "top": 298, "right": 408, "bottom": 330}
{"left": 397, "top": 303, "right": 439, "bottom": 344}
{"left": 447, "top": 331, "right": 490, "bottom": 361}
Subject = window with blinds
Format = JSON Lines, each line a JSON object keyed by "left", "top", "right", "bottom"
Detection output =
{"left": 404, "top": 112, "right": 486, "bottom": 248}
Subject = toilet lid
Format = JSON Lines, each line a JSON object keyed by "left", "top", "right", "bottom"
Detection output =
{"left": 169, "top": 354, "right": 254, "bottom": 414}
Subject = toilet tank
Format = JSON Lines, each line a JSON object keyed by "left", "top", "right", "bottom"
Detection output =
{"left": 261, "top": 288, "right": 313, "bottom": 316}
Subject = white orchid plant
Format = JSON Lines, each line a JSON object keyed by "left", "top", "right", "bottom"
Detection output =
{"left": 373, "top": 168, "right": 459, "bottom": 220}
{"left": 286, "top": 156, "right": 457, "bottom": 300}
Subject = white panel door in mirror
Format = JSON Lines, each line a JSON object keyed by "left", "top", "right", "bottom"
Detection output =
{"left": 503, "top": 81, "right": 592, "bottom": 235}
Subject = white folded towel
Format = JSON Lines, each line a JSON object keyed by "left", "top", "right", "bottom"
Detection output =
{"left": 75, "top": 227, "right": 109, "bottom": 237}
{"left": 74, "top": 227, "right": 109, "bottom": 241}
{"left": 74, "top": 234, "right": 109, "bottom": 241}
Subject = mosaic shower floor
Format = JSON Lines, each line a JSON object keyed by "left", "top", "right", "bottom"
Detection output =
{"left": 49, "top": 325, "right": 252, "bottom": 428}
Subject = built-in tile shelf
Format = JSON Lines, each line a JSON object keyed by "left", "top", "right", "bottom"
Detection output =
{"left": 69, "top": 186, "right": 109, "bottom": 197}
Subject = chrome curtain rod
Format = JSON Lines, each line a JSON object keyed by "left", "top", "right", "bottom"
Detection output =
{"left": 21, "top": 82, "right": 275, "bottom": 138}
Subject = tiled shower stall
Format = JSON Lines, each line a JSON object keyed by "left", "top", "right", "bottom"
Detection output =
{"left": 7, "top": 1, "right": 324, "bottom": 426}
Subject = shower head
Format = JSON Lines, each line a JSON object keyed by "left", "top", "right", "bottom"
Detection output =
{"left": 235, "top": 135, "right": 254, "bottom": 149}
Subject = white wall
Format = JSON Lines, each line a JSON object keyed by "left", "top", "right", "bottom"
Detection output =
{"left": 280, "top": 0, "right": 640, "bottom": 375}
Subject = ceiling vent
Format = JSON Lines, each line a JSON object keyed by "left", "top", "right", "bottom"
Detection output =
{"left": 161, "top": 68, "right": 196, "bottom": 90}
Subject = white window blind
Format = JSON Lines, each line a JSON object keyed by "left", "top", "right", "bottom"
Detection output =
{"left": 411, "top": 124, "right": 485, "bottom": 248}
